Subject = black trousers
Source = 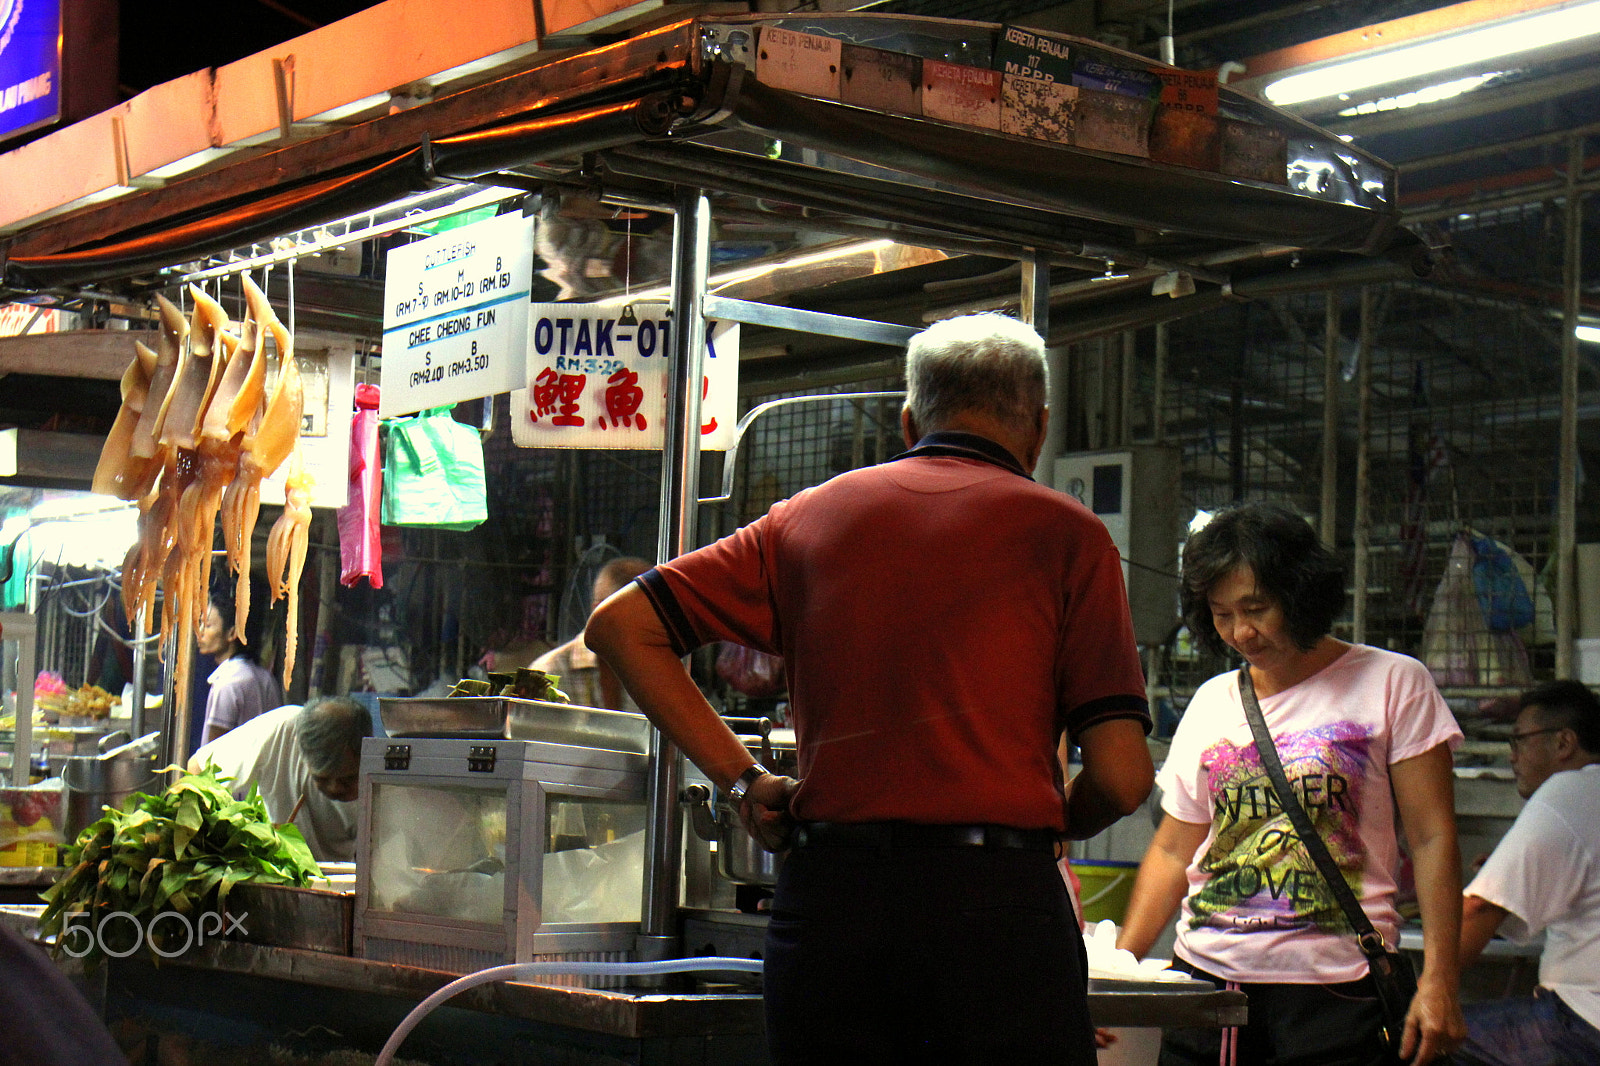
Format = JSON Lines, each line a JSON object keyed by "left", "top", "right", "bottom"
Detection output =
{"left": 762, "top": 843, "right": 1097, "bottom": 1065}
{"left": 1160, "top": 960, "right": 1401, "bottom": 1066}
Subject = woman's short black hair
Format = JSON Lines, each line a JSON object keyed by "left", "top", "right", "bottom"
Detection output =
{"left": 1180, "top": 500, "right": 1347, "bottom": 658}
{"left": 208, "top": 581, "right": 266, "bottom": 662}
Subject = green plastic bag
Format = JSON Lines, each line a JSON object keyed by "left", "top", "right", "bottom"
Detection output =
{"left": 381, "top": 407, "right": 487, "bottom": 530}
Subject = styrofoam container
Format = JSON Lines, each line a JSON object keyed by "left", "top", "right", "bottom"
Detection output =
{"left": 1577, "top": 638, "right": 1600, "bottom": 685}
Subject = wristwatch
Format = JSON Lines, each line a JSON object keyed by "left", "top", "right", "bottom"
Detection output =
{"left": 726, "top": 763, "right": 770, "bottom": 804}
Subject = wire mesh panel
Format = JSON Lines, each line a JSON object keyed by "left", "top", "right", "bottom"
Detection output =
{"left": 1150, "top": 275, "right": 1577, "bottom": 711}
{"left": 712, "top": 378, "right": 906, "bottom": 539}
{"left": 30, "top": 567, "right": 106, "bottom": 690}
{"left": 1152, "top": 293, "right": 1343, "bottom": 698}
{"left": 1363, "top": 282, "right": 1564, "bottom": 686}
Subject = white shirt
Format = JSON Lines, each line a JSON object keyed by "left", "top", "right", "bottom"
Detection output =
{"left": 188, "top": 704, "right": 357, "bottom": 863}
{"left": 1466, "top": 763, "right": 1600, "bottom": 1030}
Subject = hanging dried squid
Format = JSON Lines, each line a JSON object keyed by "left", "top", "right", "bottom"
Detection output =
{"left": 91, "top": 340, "right": 161, "bottom": 500}
{"left": 265, "top": 447, "right": 314, "bottom": 689}
{"left": 93, "top": 280, "right": 307, "bottom": 742}
{"left": 120, "top": 296, "right": 190, "bottom": 633}
{"left": 221, "top": 277, "right": 303, "bottom": 643}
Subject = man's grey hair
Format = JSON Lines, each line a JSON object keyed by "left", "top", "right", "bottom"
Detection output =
{"left": 296, "top": 697, "right": 372, "bottom": 774}
{"left": 904, "top": 313, "right": 1048, "bottom": 437}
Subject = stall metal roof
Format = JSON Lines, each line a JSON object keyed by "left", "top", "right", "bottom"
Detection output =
{"left": 0, "top": 12, "right": 1428, "bottom": 325}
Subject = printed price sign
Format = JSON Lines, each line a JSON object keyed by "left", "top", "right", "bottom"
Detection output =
{"left": 379, "top": 211, "right": 534, "bottom": 417}
{"left": 510, "top": 302, "right": 739, "bottom": 451}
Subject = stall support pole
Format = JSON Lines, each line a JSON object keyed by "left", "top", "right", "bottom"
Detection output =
{"left": 1319, "top": 290, "right": 1340, "bottom": 547}
{"left": 164, "top": 627, "right": 195, "bottom": 775}
{"left": 639, "top": 187, "right": 711, "bottom": 959}
{"left": 130, "top": 607, "right": 148, "bottom": 741}
{"left": 1352, "top": 286, "right": 1374, "bottom": 645}
{"left": 1120, "top": 330, "right": 1135, "bottom": 448}
{"left": 1020, "top": 251, "right": 1049, "bottom": 336}
{"left": 1152, "top": 321, "right": 1168, "bottom": 445}
{"left": 1557, "top": 137, "right": 1583, "bottom": 678}
{"left": 1022, "top": 253, "right": 1061, "bottom": 477}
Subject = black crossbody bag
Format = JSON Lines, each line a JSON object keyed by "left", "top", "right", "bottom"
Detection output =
{"left": 1237, "top": 664, "right": 1419, "bottom": 1054}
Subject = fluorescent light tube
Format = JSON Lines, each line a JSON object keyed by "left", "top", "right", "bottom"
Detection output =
{"left": 1576, "top": 324, "right": 1600, "bottom": 344}
{"left": 1265, "top": 0, "right": 1600, "bottom": 106}
{"left": 1336, "top": 73, "right": 1500, "bottom": 116}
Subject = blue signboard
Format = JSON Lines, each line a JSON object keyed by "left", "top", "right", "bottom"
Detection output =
{"left": 0, "top": 0, "right": 61, "bottom": 145}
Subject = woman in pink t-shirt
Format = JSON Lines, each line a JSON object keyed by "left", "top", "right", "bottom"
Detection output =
{"left": 1118, "top": 501, "right": 1465, "bottom": 1065}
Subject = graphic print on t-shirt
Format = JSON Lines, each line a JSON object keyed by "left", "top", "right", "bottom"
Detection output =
{"left": 1188, "top": 722, "right": 1373, "bottom": 934}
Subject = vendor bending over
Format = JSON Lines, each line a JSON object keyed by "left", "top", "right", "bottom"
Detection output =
{"left": 188, "top": 696, "right": 371, "bottom": 862}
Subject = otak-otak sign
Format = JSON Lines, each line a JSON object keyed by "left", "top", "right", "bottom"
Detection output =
{"left": 510, "top": 302, "right": 739, "bottom": 451}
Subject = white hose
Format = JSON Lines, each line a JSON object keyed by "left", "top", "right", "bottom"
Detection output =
{"left": 374, "top": 956, "right": 765, "bottom": 1065}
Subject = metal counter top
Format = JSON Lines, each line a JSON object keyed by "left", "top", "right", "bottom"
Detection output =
{"left": 0, "top": 865, "right": 60, "bottom": 886}
{"left": 1088, "top": 976, "right": 1248, "bottom": 1029}
{"left": 110, "top": 936, "right": 1243, "bottom": 1036}
{"left": 3, "top": 902, "right": 1245, "bottom": 1037}
{"left": 123, "top": 938, "right": 766, "bottom": 1040}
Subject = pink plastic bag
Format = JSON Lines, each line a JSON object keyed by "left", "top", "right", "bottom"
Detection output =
{"left": 336, "top": 383, "right": 384, "bottom": 588}
{"left": 715, "top": 642, "right": 786, "bottom": 697}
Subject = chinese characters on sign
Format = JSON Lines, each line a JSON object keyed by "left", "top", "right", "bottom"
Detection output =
{"left": 378, "top": 211, "right": 534, "bottom": 417}
{"left": 511, "top": 303, "right": 739, "bottom": 451}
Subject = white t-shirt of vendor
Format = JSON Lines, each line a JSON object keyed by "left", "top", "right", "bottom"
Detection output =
{"left": 189, "top": 704, "right": 357, "bottom": 863}
{"left": 1465, "top": 763, "right": 1600, "bottom": 1031}
{"left": 1157, "top": 644, "right": 1462, "bottom": 984}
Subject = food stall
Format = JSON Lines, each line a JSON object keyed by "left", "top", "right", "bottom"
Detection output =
{"left": 0, "top": 8, "right": 1424, "bottom": 1061}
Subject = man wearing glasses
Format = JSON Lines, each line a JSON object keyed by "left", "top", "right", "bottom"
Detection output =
{"left": 1454, "top": 680, "right": 1600, "bottom": 1066}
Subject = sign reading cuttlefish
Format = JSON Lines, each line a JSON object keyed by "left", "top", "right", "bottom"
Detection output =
{"left": 510, "top": 302, "right": 739, "bottom": 451}
{"left": 379, "top": 212, "right": 534, "bottom": 417}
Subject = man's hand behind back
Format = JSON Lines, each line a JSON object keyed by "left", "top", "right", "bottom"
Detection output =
{"left": 740, "top": 773, "right": 802, "bottom": 852}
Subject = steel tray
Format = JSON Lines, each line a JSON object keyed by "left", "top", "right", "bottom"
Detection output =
{"left": 504, "top": 699, "right": 652, "bottom": 754}
{"left": 378, "top": 696, "right": 507, "bottom": 738}
{"left": 226, "top": 881, "right": 355, "bottom": 955}
{"left": 380, "top": 697, "right": 652, "bottom": 754}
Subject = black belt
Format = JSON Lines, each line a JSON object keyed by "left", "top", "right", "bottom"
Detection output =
{"left": 791, "top": 821, "right": 1059, "bottom": 852}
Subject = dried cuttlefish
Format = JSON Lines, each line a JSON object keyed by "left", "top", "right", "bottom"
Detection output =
{"left": 174, "top": 287, "right": 240, "bottom": 653}
{"left": 153, "top": 289, "right": 233, "bottom": 740}
{"left": 266, "top": 447, "right": 314, "bottom": 689}
{"left": 93, "top": 281, "right": 306, "bottom": 733}
{"left": 221, "top": 277, "right": 303, "bottom": 641}
{"left": 91, "top": 341, "right": 161, "bottom": 500}
{"left": 129, "top": 295, "right": 188, "bottom": 459}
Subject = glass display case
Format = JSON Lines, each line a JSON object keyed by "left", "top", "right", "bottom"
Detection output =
{"left": 0, "top": 612, "right": 38, "bottom": 786}
{"left": 354, "top": 734, "right": 650, "bottom": 982}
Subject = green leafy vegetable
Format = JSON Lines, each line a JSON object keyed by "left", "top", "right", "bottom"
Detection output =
{"left": 37, "top": 762, "right": 320, "bottom": 965}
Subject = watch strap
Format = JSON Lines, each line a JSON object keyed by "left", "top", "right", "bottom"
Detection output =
{"left": 728, "top": 763, "right": 769, "bottom": 804}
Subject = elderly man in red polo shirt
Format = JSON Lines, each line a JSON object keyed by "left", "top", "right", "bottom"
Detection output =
{"left": 586, "top": 311, "right": 1153, "bottom": 1064}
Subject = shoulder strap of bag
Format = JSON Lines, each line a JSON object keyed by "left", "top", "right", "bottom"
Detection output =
{"left": 1237, "top": 663, "right": 1390, "bottom": 962}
